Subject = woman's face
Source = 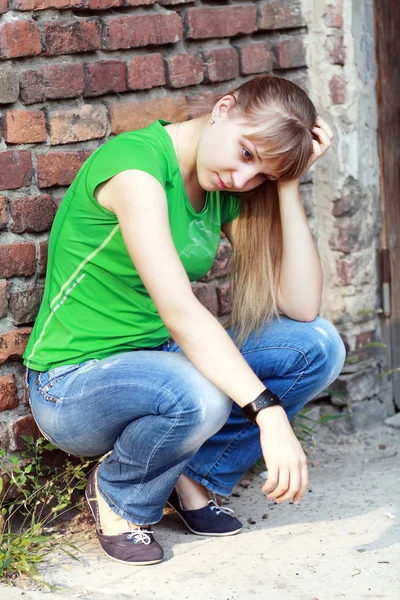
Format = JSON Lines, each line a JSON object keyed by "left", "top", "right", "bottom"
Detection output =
{"left": 196, "top": 103, "right": 280, "bottom": 193}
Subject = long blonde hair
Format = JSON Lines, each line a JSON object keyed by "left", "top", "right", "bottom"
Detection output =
{"left": 194, "top": 75, "right": 317, "bottom": 345}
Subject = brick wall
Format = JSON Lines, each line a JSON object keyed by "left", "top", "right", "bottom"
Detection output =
{"left": 0, "top": 0, "right": 309, "bottom": 451}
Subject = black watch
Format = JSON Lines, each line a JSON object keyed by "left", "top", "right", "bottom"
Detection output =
{"left": 241, "top": 389, "right": 282, "bottom": 423}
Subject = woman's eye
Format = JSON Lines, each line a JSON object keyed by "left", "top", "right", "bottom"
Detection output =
{"left": 242, "top": 147, "right": 252, "bottom": 160}
{"left": 259, "top": 173, "right": 269, "bottom": 182}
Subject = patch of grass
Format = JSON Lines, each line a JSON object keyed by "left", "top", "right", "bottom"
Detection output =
{"left": 0, "top": 436, "right": 95, "bottom": 588}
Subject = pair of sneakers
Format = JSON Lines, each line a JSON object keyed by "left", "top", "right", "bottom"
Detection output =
{"left": 85, "top": 467, "right": 243, "bottom": 566}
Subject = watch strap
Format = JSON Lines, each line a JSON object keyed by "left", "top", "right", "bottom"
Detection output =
{"left": 241, "top": 389, "right": 282, "bottom": 422}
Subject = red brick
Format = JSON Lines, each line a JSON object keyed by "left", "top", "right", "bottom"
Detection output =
{"left": 0, "top": 195, "right": 7, "bottom": 230}
{"left": 0, "top": 0, "right": 8, "bottom": 13}
{"left": 4, "top": 111, "right": 46, "bottom": 145}
{"left": 235, "top": 41, "right": 274, "bottom": 75}
{"left": 123, "top": 0, "right": 156, "bottom": 5}
{"left": 11, "top": 195, "right": 56, "bottom": 234}
{"left": 324, "top": 0, "right": 343, "bottom": 28}
{"left": 274, "top": 37, "right": 306, "bottom": 69}
{"left": 86, "top": 0, "right": 121, "bottom": 7}
{"left": 49, "top": 105, "right": 107, "bottom": 145}
{"left": 0, "top": 328, "right": 32, "bottom": 364}
{"left": 0, "top": 151, "right": 33, "bottom": 192}
{"left": 13, "top": 0, "right": 83, "bottom": 8}
{"left": 20, "top": 64, "right": 84, "bottom": 105}
{"left": 103, "top": 13, "right": 182, "bottom": 50}
{"left": 166, "top": 53, "right": 203, "bottom": 88}
{"left": 192, "top": 284, "right": 218, "bottom": 316}
{"left": 42, "top": 18, "right": 101, "bottom": 56}
{"left": 158, "top": 0, "right": 193, "bottom": 4}
{"left": 258, "top": 0, "right": 304, "bottom": 30}
{"left": 10, "top": 285, "right": 44, "bottom": 325}
{"left": 187, "top": 6, "right": 256, "bottom": 40}
{"left": 127, "top": 54, "right": 165, "bottom": 90}
{"left": 0, "top": 70, "right": 19, "bottom": 104}
{"left": 330, "top": 74, "right": 346, "bottom": 104}
{"left": 204, "top": 47, "right": 239, "bottom": 82}
{"left": 0, "top": 20, "right": 41, "bottom": 59}
{"left": 0, "top": 244, "right": 36, "bottom": 278}
{"left": 38, "top": 240, "right": 48, "bottom": 277}
{"left": 14, "top": 415, "right": 40, "bottom": 451}
{"left": 37, "top": 150, "right": 91, "bottom": 188}
{"left": 110, "top": 96, "right": 188, "bottom": 135}
{"left": 85, "top": 60, "right": 127, "bottom": 97}
{"left": 200, "top": 242, "right": 232, "bottom": 282}
{"left": 329, "top": 34, "right": 345, "bottom": 65}
{"left": 216, "top": 282, "right": 231, "bottom": 316}
{"left": 0, "top": 374, "right": 19, "bottom": 411}
{"left": 0, "top": 281, "right": 9, "bottom": 319}
{"left": 329, "top": 223, "right": 360, "bottom": 253}
{"left": 336, "top": 257, "right": 357, "bottom": 285}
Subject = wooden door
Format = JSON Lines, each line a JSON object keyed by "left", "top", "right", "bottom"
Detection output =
{"left": 375, "top": 0, "right": 400, "bottom": 406}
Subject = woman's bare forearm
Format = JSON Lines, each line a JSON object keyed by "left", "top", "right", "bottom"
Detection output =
{"left": 277, "top": 180, "right": 323, "bottom": 320}
{"left": 166, "top": 300, "right": 268, "bottom": 408}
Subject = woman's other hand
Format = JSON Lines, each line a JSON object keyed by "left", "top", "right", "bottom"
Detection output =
{"left": 256, "top": 406, "right": 308, "bottom": 504}
{"left": 307, "top": 116, "right": 334, "bottom": 171}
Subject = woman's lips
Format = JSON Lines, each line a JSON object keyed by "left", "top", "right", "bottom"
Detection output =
{"left": 217, "top": 174, "right": 227, "bottom": 189}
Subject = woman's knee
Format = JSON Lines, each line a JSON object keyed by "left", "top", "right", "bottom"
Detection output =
{"left": 306, "top": 317, "right": 346, "bottom": 383}
{"left": 159, "top": 366, "right": 232, "bottom": 439}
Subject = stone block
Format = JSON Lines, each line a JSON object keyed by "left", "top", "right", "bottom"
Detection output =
{"left": 186, "top": 5, "right": 256, "bottom": 40}
{"left": 37, "top": 150, "right": 92, "bottom": 187}
{"left": 49, "top": 104, "right": 107, "bottom": 145}
{"left": 0, "top": 244, "right": 35, "bottom": 278}
{"left": 4, "top": 110, "right": 47, "bottom": 144}
{"left": 10, "top": 195, "right": 56, "bottom": 234}
{"left": 0, "top": 328, "right": 32, "bottom": 364}
{"left": 0, "top": 70, "right": 19, "bottom": 104}
{"left": 103, "top": 13, "right": 182, "bottom": 50}
{"left": 85, "top": 60, "right": 127, "bottom": 97}
{"left": 10, "top": 285, "right": 45, "bottom": 325}
{"left": 0, "top": 151, "right": 33, "bottom": 192}
{"left": 42, "top": 18, "right": 101, "bottom": 56}
{"left": 127, "top": 54, "right": 165, "bottom": 90}
{"left": 109, "top": 96, "right": 188, "bottom": 135}
{"left": 0, "top": 374, "right": 19, "bottom": 411}
{"left": 0, "top": 19, "right": 41, "bottom": 59}
{"left": 165, "top": 53, "right": 204, "bottom": 88}
{"left": 20, "top": 64, "right": 85, "bottom": 105}
{"left": 204, "top": 47, "right": 239, "bottom": 82}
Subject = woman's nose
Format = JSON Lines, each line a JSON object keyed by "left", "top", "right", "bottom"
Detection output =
{"left": 232, "top": 166, "right": 257, "bottom": 190}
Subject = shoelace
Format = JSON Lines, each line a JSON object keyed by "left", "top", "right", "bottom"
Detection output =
{"left": 208, "top": 499, "right": 235, "bottom": 516}
{"left": 126, "top": 528, "right": 153, "bottom": 545}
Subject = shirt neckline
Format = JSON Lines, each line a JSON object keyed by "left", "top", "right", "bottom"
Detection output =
{"left": 155, "top": 120, "right": 210, "bottom": 216}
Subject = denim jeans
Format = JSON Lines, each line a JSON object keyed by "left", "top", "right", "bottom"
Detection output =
{"left": 26, "top": 316, "right": 345, "bottom": 525}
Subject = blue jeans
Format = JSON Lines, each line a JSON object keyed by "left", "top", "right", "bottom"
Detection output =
{"left": 26, "top": 316, "right": 345, "bottom": 525}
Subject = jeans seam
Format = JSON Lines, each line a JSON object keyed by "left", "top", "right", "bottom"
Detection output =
{"left": 200, "top": 421, "right": 254, "bottom": 480}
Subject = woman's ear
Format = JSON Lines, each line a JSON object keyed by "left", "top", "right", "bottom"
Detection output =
{"left": 213, "top": 95, "right": 237, "bottom": 120}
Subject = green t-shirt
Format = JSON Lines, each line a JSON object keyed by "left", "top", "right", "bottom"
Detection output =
{"left": 24, "top": 120, "right": 241, "bottom": 371}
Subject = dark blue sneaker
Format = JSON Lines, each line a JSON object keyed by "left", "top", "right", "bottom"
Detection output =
{"left": 167, "top": 488, "right": 243, "bottom": 537}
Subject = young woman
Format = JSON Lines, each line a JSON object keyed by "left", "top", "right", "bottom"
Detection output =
{"left": 24, "top": 74, "right": 345, "bottom": 566}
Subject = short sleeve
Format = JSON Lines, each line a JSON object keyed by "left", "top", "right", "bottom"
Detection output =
{"left": 84, "top": 130, "right": 168, "bottom": 199}
{"left": 220, "top": 193, "right": 241, "bottom": 224}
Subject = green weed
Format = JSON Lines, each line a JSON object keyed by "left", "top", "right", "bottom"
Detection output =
{"left": 0, "top": 436, "right": 94, "bottom": 588}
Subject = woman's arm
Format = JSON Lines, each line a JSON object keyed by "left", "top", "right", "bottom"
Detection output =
{"left": 98, "top": 169, "right": 308, "bottom": 505}
{"left": 276, "top": 180, "right": 323, "bottom": 321}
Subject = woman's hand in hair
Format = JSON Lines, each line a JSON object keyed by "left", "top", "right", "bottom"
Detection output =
{"left": 307, "top": 116, "right": 334, "bottom": 171}
{"left": 256, "top": 406, "right": 308, "bottom": 504}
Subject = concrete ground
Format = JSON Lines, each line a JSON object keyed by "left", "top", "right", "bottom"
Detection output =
{"left": 1, "top": 424, "right": 400, "bottom": 600}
